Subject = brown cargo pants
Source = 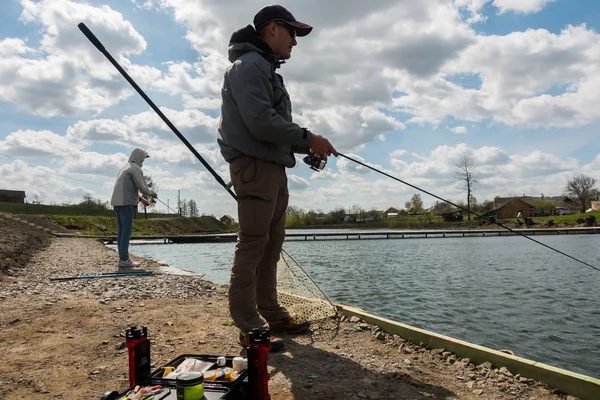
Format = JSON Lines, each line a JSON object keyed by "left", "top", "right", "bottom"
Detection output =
{"left": 228, "top": 155, "right": 291, "bottom": 333}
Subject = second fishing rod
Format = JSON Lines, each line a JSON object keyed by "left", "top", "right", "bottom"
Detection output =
{"left": 329, "top": 153, "right": 600, "bottom": 273}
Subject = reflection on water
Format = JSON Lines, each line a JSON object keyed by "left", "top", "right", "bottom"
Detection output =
{"left": 128, "top": 232, "right": 600, "bottom": 378}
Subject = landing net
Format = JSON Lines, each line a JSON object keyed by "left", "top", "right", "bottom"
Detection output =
{"left": 276, "top": 248, "right": 338, "bottom": 322}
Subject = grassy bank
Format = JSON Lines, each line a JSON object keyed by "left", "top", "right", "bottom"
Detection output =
{"left": 0, "top": 202, "right": 177, "bottom": 218}
{"left": 44, "top": 215, "right": 229, "bottom": 236}
{"left": 0, "top": 202, "right": 232, "bottom": 236}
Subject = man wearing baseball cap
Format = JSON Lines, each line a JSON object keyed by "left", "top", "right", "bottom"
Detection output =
{"left": 218, "top": 4, "right": 337, "bottom": 351}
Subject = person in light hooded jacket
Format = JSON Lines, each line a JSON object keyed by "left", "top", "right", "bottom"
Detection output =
{"left": 111, "top": 148, "right": 157, "bottom": 268}
{"left": 218, "top": 4, "right": 337, "bottom": 351}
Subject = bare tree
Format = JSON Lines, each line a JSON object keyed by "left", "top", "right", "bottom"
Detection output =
{"left": 180, "top": 199, "right": 189, "bottom": 217}
{"left": 31, "top": 194, "right": 43, "bottom": 204}
{"left": 455, "top": 154, "right": 478, "bottom": 221}
{"left": 564, "top": 174, "right": 599, "bottom": 212}
{"left": 188, "top": 199, "right": 199, "bottom": 217}
{"left": 286, "top": 205, "right": 302, "bottom": 216}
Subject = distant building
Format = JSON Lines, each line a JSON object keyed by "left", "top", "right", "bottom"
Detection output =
{"left": 383, "top": 207, "right": 400, "bottom": 218}
{"left": 441, "top": 210, "right": 463, "bottom": 222}
{"left": 495, "top": 198, "right": 536, "bottom": 219}
{"left": 344, "top": 208, "right": 363, "bottom": 222}
{"left": 494, "top": 195, "right": 572, "bottom": 216}
{"left": 220, "top": 215, "right": 235, "bottom": 225}
{"left": 0, "top": 190, "right": 26, "bottom": 203}
{"left": 591, "top": 201, "right": 600, "bottom": 211}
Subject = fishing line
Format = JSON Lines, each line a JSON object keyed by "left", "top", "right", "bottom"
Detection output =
{"left": 338, "top": 152, "right": 600, "bottom": 273}
{"left": 155, "top": 198, "right": 180, "bottom": 214}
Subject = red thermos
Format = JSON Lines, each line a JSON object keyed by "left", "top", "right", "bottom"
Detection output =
{"left": 125, "top": 326, "right": 151, "bottom": 387}
{"left": 247, "top": 328, "right": 271, "bottom": 400}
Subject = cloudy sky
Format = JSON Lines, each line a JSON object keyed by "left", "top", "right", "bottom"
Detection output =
{"left": 2, "top": 0, "right": 600, "bottom": 217}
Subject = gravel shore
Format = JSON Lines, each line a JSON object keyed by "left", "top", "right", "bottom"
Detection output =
{"left": 0, "top": 236, "right": 576, "bottom": 400}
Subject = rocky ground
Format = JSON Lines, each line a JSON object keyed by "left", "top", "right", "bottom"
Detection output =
{"left": 0, "top": 220, "right": 580, "bottom": 399}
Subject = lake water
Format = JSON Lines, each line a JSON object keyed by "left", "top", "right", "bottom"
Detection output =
{"left": 125, "top": 231, "right": 600, "bottom": 378}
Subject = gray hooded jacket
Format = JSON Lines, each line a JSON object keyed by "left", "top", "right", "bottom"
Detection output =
{"left": 110, "top": 148, "right": 154, "bottom": 207}
{"left": 217, "top": 25, "right": 311, "bottom": 168}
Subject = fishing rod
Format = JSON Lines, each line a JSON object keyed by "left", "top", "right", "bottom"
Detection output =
{"left": 143, "top": 196, "right": 180, "bottom": 215}
{"left": 50, "top": 271, "right": 153, "bottom": 281}
{"left": 77, "top": 23, "right": 237, "bottom": 201}
{"left": 332, "top": 152, "right": 600, "bottom": 273}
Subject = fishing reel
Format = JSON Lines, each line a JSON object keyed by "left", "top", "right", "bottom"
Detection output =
{"left": 303, "top": 153, "right": 327, "bottom": 172}
{"left": 140, "top": 194, "right": 156, "bottom": 207}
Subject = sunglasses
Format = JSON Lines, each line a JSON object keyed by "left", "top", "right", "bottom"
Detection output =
{"left": 275, "top": 22, "right": 296, "bottom": 39}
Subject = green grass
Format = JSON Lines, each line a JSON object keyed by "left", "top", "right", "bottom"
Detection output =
{"left": 0, "top": 202, "right": 177, "bottom": 218}
{"left": 0, "top": 202, "right": 232, "bottom": 236}
{"left": 44, "top": 214, "right": 228, "bottom": 236}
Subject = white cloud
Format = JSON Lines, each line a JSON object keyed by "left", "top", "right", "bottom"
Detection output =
{"left": 0, "top": 0, "right": 153, "bottom": 117}
{"left": 67, "top": 107, "right": 219, "bottom": 147}
{"left": 296, "top": 107, "right": 404, "bottom": 149}
{"left": 62, "top": 152, "right": 127, "bottom": 178}
{"left": 131, "top": 0, "right": 156, "bottom": 9}
{"left": 396, "top": 24, "right": 600, "bottom": 128}
{"left": 0, "top": 159, "right": 102, "bottom": 204}
{"left": 0, "top": 130, "right": 77, "bottom": 158}
{"left": 273, "top": 142, "right": 591, "bottom": 213}
{"left": 492, "top": 0, "right": 555, "bottom": 14}
{"left": 151, "top": 55, "right": 227, "bottom": 99}
{"left": 288, "top": 175, "right": 310, "bottom": 190}
{"left": 449, "top": 126, "right": 469, "bottom": 134}
{"left": 67, "top": 119, "right": 153, "bottom": 147}
{"left": 390, "top": 149, "right": 407, "bottom": 158}
{"left": 387, "top": 143, "right": 582, "bottom": 203}
{"left": 0, "top": 38, "right": 34, "bottom": 56}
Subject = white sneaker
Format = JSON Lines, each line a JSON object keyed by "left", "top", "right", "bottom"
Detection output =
{"left": 118, "top": 259, "right": 141, "bottom": 268}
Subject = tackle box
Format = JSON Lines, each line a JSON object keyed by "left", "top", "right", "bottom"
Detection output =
{"left": 100, "top": 354, "right": 250, "bottom": 400}
{"left": 149, "top": 354, "right": 249, "bottom": 390}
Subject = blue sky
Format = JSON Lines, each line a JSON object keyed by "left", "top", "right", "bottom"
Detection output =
{"left": 2, "top": 0, "right": 600, "bottom": 217}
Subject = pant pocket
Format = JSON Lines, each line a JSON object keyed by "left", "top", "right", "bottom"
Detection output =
{"left": 238, "top": 195, "right": 274, "bottom": 237}
{"left": 231, "top": 156, "right": 257, "bottom": 184}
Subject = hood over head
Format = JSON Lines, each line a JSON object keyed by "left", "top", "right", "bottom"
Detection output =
{"left": 129, "top": 148, "right": 149, "bottom": 167}
{"left": 228, "top": 25, "right": 282, "bottom": 66}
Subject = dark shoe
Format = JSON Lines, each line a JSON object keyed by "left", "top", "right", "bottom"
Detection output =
{"left": 238, "top": 332, "right": 285, "bottom": 352}
{"left": 267, "top": 316, "right": 310, "bottom": 334}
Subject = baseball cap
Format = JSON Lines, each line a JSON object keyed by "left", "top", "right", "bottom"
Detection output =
{"left": 253, "top": 4, "right": 313, "bottom": 37}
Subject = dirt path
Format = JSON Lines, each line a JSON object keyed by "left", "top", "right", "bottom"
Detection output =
{"left": 0, "top": 238, "right": 574, "bottom": 399}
